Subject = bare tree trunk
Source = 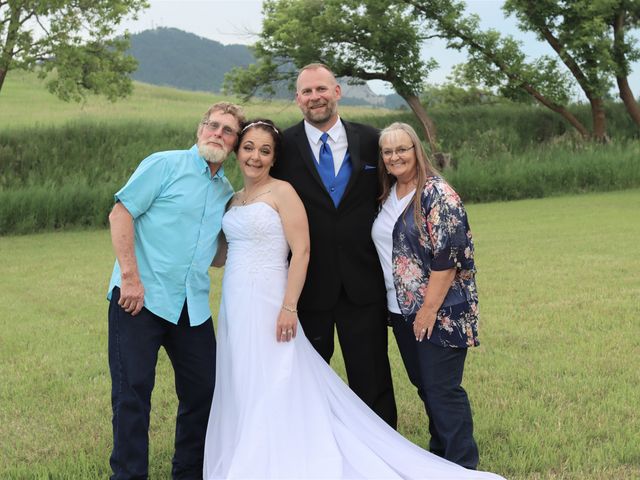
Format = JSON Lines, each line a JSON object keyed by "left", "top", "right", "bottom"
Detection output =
{"left": 538, "top": 24, "right": 607, "bottom": 141}
{"left": 590, "top": 97, "right": 608, "bottom": 142}
{"left": 0, "top": 5, "right": 21, "bottom": 97}
{"left": 402, "top": 94, "right": 438, "bottom": 152}
{"left": 617, "top": 76, "right": 640, "bottom": 128}
{"left": 0, "top": 68, "right": 7, "bottom": 93}
{"left": 521, "top": 83, "right": 590, "bottom": 138}
{"left": 612, "top": 11, "right": 640, "bottom": 128}
{"left": 402, "top": 94, "right": 452, "bottom": 169}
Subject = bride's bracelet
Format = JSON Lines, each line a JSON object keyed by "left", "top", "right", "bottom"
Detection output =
{"left": 282, "top": 304, "right": 298, "bottom": 313}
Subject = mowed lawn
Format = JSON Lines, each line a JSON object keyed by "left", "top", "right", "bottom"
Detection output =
{"left": 1, "top": 189, "right": 638, "bottom": 479}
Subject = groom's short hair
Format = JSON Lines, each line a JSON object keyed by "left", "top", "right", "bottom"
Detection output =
{"left": 296, "top": 63, "right": 338, "bottom": 86}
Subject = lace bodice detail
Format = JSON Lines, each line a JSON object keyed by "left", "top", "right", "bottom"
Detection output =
{"left": 222, "top": 202, "right": 290, "bottom": 272}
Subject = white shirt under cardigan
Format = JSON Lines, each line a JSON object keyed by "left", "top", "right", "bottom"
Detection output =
{"left": 304, "top": 118, "right": 349, "bottom": 176}
{"left": 372, "top": 184, "right": 416, "bottom": 314}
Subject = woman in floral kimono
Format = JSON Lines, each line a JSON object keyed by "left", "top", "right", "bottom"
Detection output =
{"left": 372, "top": 122, "right": 481, "bottom": 471}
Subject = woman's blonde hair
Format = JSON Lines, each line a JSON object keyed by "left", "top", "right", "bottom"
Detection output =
{"left": 378, "top": 122, "right": 439, "bottom": 234}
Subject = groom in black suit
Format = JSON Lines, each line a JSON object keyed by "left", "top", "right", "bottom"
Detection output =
{"left": 272, "top": 63, "right": 397, "bottom": 428}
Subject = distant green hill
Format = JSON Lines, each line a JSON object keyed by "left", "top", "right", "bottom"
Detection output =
{"left": 127, "top": 27, "right": 406, "bottom": 108}
{"left": 128, "top": 27, "right": 255, "bottom": 92}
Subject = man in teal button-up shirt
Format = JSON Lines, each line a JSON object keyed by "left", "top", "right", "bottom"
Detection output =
{"left": 107, "top": 102, "right": 244, "bottom": 480}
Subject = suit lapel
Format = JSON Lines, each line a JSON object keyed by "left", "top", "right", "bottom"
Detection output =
{"left": 341, "top": 120, "right": 364, "bottom": 206}
{"left": 292, "top": 121, "right": 327, "bottom": 193}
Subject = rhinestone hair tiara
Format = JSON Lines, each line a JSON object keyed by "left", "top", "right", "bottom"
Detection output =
{"left": 241, "top": 121, "right": 280, "bottom": 134}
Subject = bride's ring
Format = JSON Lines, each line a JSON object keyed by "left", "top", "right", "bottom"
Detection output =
{"left": 421, "top": 329, "right": 426, "bottom": 333}
{"left": 287, "top": 329, "right": 293, "bottom": 334}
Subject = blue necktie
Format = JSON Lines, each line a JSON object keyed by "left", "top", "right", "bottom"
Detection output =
{"left": 319, "top": 132, "right": 335, "bottom": 179}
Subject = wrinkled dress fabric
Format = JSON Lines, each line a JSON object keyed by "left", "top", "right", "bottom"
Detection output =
{"left": 203, "top": 202, "right": 504, "bottom": 480}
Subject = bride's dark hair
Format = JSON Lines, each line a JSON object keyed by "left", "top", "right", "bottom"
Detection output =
{"left": 235, "top": 119, "right": 283, "bottom": 160}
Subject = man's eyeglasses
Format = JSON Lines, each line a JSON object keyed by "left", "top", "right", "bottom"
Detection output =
{"left": 201, "top": 121, "right": 237, "bottom": 137}
{"left": 381, "top": 145, "right": 414, "bottom": 158}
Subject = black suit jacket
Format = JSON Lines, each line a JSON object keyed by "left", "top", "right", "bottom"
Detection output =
{"left": 272, "top": 119, "right": 386, "bottom": 311}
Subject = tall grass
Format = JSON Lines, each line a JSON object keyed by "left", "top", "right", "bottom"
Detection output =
{"left": 395, "top": 101, "right": 640, "bottom": 151}
{"left": 447, "top": 140, "right": 640, "bottom": 202}
{"left": 1, "top": 71, "right": 639, "bottom": 234}
{"left": 2, "top": 118, "right": 638, "bottom": 233}
{"left": 1, "top": 189, "right": 639, "bottom": 479}
{"left": 0, "top": 180, "right": 117, "bottom": 233}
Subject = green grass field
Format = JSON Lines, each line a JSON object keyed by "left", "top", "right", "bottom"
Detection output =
{"left": 1, "top": 189, "right": 638, "bottom": 479}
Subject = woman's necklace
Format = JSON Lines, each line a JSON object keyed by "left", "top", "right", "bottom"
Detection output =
{"left": 241, "top": 188, "right": 272, "bottom": 205}
{"left": 396, "top": 177, "right": 417, "bottom": 199}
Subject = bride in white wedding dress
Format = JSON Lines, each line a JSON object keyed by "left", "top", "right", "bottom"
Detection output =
{"left": 203, "top": 120, "right": 505, "bottom": 480}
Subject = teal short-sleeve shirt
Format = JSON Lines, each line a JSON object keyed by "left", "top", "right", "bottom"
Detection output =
{"left": 107, "top": 145, "right": 234, "bottom": 325}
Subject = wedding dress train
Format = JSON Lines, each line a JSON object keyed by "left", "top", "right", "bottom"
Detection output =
{"left": 204, "top": 202, "right": 504, "bottom": 480}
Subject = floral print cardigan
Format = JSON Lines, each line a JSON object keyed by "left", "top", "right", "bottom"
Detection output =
{"left": 392, "top": 176, "right": 479, "bottom": 348}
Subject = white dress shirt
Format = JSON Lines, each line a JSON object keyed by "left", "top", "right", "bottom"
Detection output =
{"left": 304, "top": 118, "right": 349, "bottom": 176}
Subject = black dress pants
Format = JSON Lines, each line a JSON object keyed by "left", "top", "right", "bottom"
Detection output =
{"left": 108, "top": 287, "right": 216, "bottom": 480}
{"left": 390, "top": 311, "right": 479, "bottom": 470}
{"left": 299, "top": 289, "right": 397, "bottom": 429}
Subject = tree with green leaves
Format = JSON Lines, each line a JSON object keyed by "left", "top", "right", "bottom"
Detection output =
{"left": 503, "top": 0, "right": 640, "bottom": 140}
{"left": 0, "top": 0, "right": 148, "bottom": 102}
{"left": 421, "top": 72, "right": 503, "bottom": 107}
{"left": 224, "top": 0, "right": 442, "bottom": 155}
{"left": 608, "top": 0, "right": 640, "bottom": 127}
{"left": 611, "top": 1, "right": 640, "bottom": 127}
{"left": 406, "top": 0, "right": 592, "bottom": 139}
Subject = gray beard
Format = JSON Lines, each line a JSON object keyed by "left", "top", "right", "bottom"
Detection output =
{"left": 198, "top": 144, "right": 227, "bottom": 165}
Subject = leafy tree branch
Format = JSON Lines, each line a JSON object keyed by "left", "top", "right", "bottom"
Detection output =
{"left": 0, "top": 0, "right": 148, "bottom": 101}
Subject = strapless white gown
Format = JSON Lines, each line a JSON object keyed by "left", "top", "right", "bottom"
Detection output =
{"left": 203, "top": 202, "right": 504, "bottom": 480}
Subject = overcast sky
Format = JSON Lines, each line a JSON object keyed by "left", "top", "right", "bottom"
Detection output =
{"left": 120, "top": 0, "right": 639, "bottom": 98}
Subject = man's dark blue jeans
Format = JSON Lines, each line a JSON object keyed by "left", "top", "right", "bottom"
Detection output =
{"left": 108, "top": 287, "right": 216, "bottom": 480}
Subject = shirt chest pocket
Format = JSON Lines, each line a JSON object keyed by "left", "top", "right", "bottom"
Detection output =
{"left": 163, "top": 173, "right": 212, "bottom": 218}
{"left": 362, "top": 163, "right": 378, "bottom": 174}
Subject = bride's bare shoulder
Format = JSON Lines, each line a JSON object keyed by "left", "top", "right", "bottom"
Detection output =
{"left": 270, "top": 179, "right": 304, "bottom": 213}
{"left": 271, "top": 179, "right": 299, "bottom": 197}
